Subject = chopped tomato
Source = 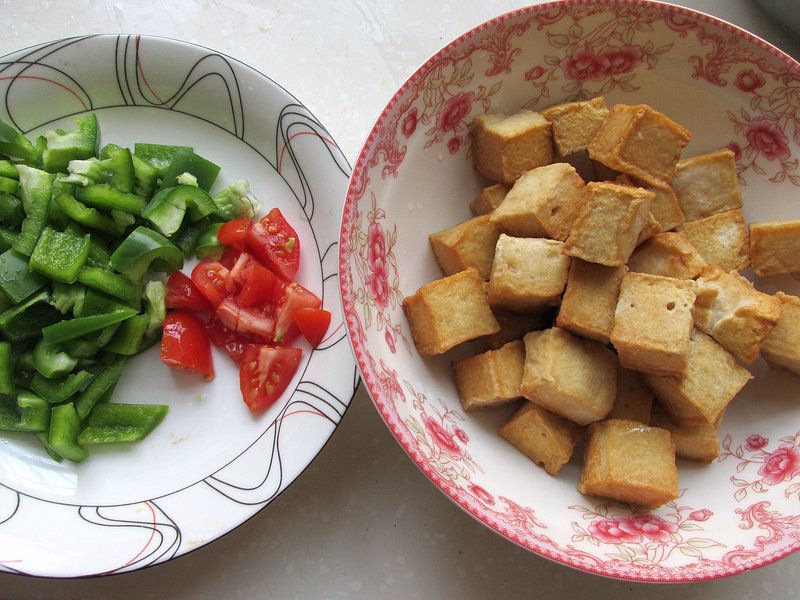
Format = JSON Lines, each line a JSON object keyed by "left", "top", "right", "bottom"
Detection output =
{"left": 217, "top": 218, "right": 252, "bottom": 251}
{"left": 293, "top": 307, "right": 331, "bottom": 348}
{"left": 245, "top": 207, "right": 300, "bottom": 281}
{"left": 191, "top": 260, "right": 231, "bottom": 307}
{"left": 239, "top": 344, "right": 302, "bottom": 411}
{"left": 235, "top": 261, "right": 277, "bottom": 308}
{"left": 272, "top": 281, "right": 321, "bottom": 344}
{"left": 205, "top": 318, "right": 253, "bottom": 364}
{"left": 165, "top": 271, "right": 214, "bottom": 313}
{"left": 160, "top": 310, "right": 215, "bottom": 380}
{"left": 219, "top": 246, "right": 242, "bottom": 270}
{"left": 215, "top": 297, "right": 275, "bottom": 342}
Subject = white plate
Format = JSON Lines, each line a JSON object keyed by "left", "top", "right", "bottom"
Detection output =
{"left": 0, "top": 34, "right": 357, "bottom": 578}
{"left": 340, "top": 0, "right": 800, "bottom": 582}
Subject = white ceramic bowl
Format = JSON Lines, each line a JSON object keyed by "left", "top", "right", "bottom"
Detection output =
{"left": 0, "top": 34, "right": 357, "bottom": 577}
{"left": 340, "top": 0, "right": 800, "bottom": 582}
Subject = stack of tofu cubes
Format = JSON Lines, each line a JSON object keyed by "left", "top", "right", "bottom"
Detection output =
{"left": 402, "top": 97, "right": 800, "bottom": 509}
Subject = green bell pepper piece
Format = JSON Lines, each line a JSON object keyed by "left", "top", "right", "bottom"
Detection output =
{"left": 77, "top": 267, "right": 140, "bottom": 306}
{"left": 78, "top": 402, "right": 167, "bottom": 445}
{"left": 41, "top": 307, "right": 137, "bottom": 344}
{"left": 0, "top": 249, "right": 48, "bottom": 303}
{"left": 42, "top": 113, "right": 98, "bottom": 174}
{"left": 0, "top": 191, "right": 25, "bottom": 228}
{"left": 133, "top": 143, "right": 193, "bottom": 178}
{"left": 0, "top": 175, "right": 18, "bottom": 195}
{"left": 195, "top": 221, "right": 223, "bottom": 260}
{"left": 66, "top": 143, "right": 136, "bottom": 194}
{"left": 53, "top": 191, "right": 126, "bottom": 236}
{"left": 0, "top": 390, "right": 50, "bottom": 433}
{"left": 0, "top": 341, "right": 14, "bottom": 397}
{"left": 75, "top": 358, "right": 126, "bottom": 420}
{"left": 0, "top": 290, "right": 61, "bottom": 342}
{"left": 141, "top": 185, "right": 215, "bottom": 236}
{"left": 12, "top": 165, "right": 52, "bottom": 256}
{"left": 32, "top": 338, "right": 78, "bottom": 379}
{"left": 75, "top": 183, "right": 146, "bottom": 214}
{"left": 159, "top": 147, "right": 220, "bottom": 192}
{"left": 104, "top": 313, "right": 150, "bottom": 355}
{"left": 31, "top": 369, "right": 93, "bottom": 404}
{"left": 0, "top": 227, "right": 18, "bottom": 253}
{"left": 28, "top": 227, "right": 91, "bottom": 284}
{"left": 0, "top": 119, "right": 39, "bottom": 164}
{"left": 0, "top": 160, "right": 19, "bottom": 180}
{"left": 49, "top": 402, "right": 88, "bottom": 462}
{"left": 109, "top": 226, "right": 183, "bottom": 280}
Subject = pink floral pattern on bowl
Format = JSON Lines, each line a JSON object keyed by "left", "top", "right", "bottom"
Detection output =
{"left": 340, "top": 0, "right": 800, "bottom": 582}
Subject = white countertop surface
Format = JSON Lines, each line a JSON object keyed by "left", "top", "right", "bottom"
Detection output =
{"left": 2, "top": 0, "right": 800, "bottom": 598}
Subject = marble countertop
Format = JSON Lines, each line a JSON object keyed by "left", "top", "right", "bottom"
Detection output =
{"left": 1, "top": 0, "right": 799, "bottom": 598}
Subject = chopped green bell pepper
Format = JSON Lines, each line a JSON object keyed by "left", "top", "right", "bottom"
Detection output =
{"left": 31, "top": 369, "right": 93, "bottom": 404}
{"left": 41, "top": 307, "right": 137, "bottom": 344}
{"left": 133, "top": 143, "right": 192, "bottom": 178}
{"left": 75, "top": 358, "right": 126, "bottom": 420}
{"left": 32, "top": 338, "right": 78, "bottom": 379}
{"left": 28, "top": 227, "right": 91, "bottom": 284}
{"left": 12, "top": 165, "right": 52, "bottom": 256}
{"left": 75, "top": 183, "right": 146, "bottom": 214}
{"left": 0, "top": 249, "right": 48, "bottom": 303}
{"left": 78, "top": 402, "right": 168, "bottom": 445}
{"left": 77, "top": 267, "right": 140, "bottom": 306}
{"left": 49, "top": 402, "right": 88, "bottom": 462}
{"left": 0, "top": 290, "right": 61, "bottom": 342}
{"left": 109, "top": 226, "right": 183, "bottom": 280}
{"left": 0, "top": 119, "right": 39, "bottom": 165}
{"left": 159, "top": 147, "right": 220, "bottom": 192}
{"left": 42, "top": 113, "right": 98, "bottom": 174}
{"left": 0, "top": 191, "right": 25, "bottom": 228}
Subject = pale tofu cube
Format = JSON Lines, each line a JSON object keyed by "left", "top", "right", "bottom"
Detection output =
{"left": 429, "top": 214, "right": 501, "bottom": 280}
{"left": 672, "top": 148, "right": 743, "bottom": 221}
{"left": 627, "top": 232, "right": 707, "bottom": 280}
{"left": 541, "top": 96, "right": 609, "bottom": 157}
{"left": 676, "top": 209, "right": 750, "bottom": 272}
{"left": 749, "top": 220, "right": 800, "bottom": 277}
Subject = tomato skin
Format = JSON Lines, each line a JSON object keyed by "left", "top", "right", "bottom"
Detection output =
{"left": 191, "top": 260, "right": 231, "bottom": 307}
{"left": 239, "top": 344, "right": 302, "bottom": 411}
{"left": 165, "top": 271, "right": 214, "bottom": 313}
{"left": 245, "top": 207, "right": 300, "bottom": 281}
{"left": 219, "top": 246, "right": 242, "bottom": 270}
{"left": 205, "top": 318, "right": 253, "bottom": 364}
{"left": 235, "top": 261, "right": 277, "bottom": 308}
{"left": 217, "top": 218, "right": 252, "bottom": 251}
{"left": 293, "top": 307, "right": 332, "bottom": 348}
{"left": 272, "top": 281, "right": 321, "bottom": 344}
{"left": 160, "top": 310, "right": 215, "bottom": 380}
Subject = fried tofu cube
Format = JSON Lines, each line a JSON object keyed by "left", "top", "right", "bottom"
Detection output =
{"left": 672, "top": 148, "right": 743, "bottom": 221}
{"left": 649, "top": 402, "right": 720, "bottom": 463}
{"left": 578, "top": 419, "right": 679, "bottom": 508}
{"left": 606, "top": 367, "right": 653, "bottom": 424}
{"left": 676, "top": 209, "right": 750, "bottom": 272}
{"left": 520, "top": 327, "right": 617, "bottom": 426}
{"left": 429, "top": 214, "right": 501, "bottom": 280}
{"left": 489, "top": 163, "right": 587, "bottom": 241}
{"left": 642, "top": 329, "right": 752, "bottom": 427}
{"left": 588, "top": 103, "right": 691, "bottom": 189}
{"left": 488, "top": 235, "right": 570, "bottom": 313}
{"left": 402, "top": 267, "right": 500, "bottom": 356}
{"left": 616, "top": 174, "right": 685, "bottom": 232}
{"left": 469, "top": 183, "right": 509, "bottom": 216}
{"left": 693, "top": 265, "right": 782, "bottom": 363}
{"left": 541, "top": 96, "right": 609, "bottom": 157}
{"left": 748, "top": 219, "right": 800, "bottom": 277}
{"left": 563, "top": 181, "right": 654, "bottom": 266}
{"left": 454, "top": 339, "right": 525, "bottom": 411}
{"left": 610, "top": 272, "right": 696, "bottom": 375}
{"left": 627, "top": 231, "right": 707, "bottom": 280}
{"left": 760, "top": 291, "right": 800, "bottom": 376}
{"left": 499, "top": 401, "right": 583, "bottom": 475}
{"left": 471, "top": 111, "right": 554, "bottom": 185}
{"left": 556, "top": 259, "right": 627, "bottom": 345}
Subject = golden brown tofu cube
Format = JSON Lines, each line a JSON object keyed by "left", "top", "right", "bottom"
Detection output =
{"left": 676, "top": 209, "right": 750, "bottom": 272}
{"left": 610, "top": 272, "right": 696, "bottom": 375}
{"left": 642, "top": 329, "right": 752, "bottom": 427}
{"left": 563, "top": 181, "right": 654, "bottom": 266}
{"left": 489, "top": 163, "right": 587, "bottom": 241}
{"left": 472, "top": 306, "right": 553, "bottom": 353}
{"left": 649, "top": 402, "right": 720, "bottom": 463}
{"left": 578, "top": 419, "right": 679, "bottom": 508}
{"left": 693, "top": 265, "right": 782, "bottom": 363}
{"left": 469, "top": 183, "right": 509, "bottom": 216}
{"left": 453, "top": 339, "right": 525, "bottom": 411}
{"left": 471, "top": 111, "right": 554, "bottom": 185}
{"left": 556, "top": 259, "right": 627, "bottom": 345}
{"left": 429, "top": 214, "right": 501, "bottom": 280}
{"left": 760, "top": 291, "right": 800, "bottom": 376}
{"left": 520, "top": 327, "right": 617, "bottom": 426}
{"left": 749, "top": 219, "right": 800, "bottom": 277}
{"left": 627, "top": 232, "right": 707, "bottom": 280}
{"left": 499, "top": 401, "right": 583, "bottom": 475}
{"left": 541, "top": 96, "right": 609, "bottom": 157}
{"left": 606, "top": 367, "right": 653, "bottom": 424}
{"left": 402, "top": 267, "right": 500, "bottom": 356}
{"left": 488, "top": 235, "right": 570, "bottom": 313}
{"left": 616, "top": 174, "right": 685, "bottom": 232}
{"left": 588, "top": 103, "right": 691, "bottom": 189}
{"left": 672, "top": 148, "right": 743, "bottom": 221}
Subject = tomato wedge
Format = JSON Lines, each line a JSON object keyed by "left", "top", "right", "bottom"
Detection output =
{"left": 215, "top": 297, "right": 275, "bottom": 342}
{"left": 160, "top": 310, "right": 215, "bottom": 380}
{"left": 272, "top": 281, "right": 321, "bottom": 344}
{"left": 217, "top": 217, "right": 252, "bottom": 251}
{"left": 245, "top": 207, "right": 300, "bottom": 281}
{"left": 239, "top": 344, "right": 302, "bottom": 411}
{"left": 165, "top": 271, "right": 214, "bottom": 313}
{"left": 293, "top": 307, "right": 331, "bottom": 348}
{"left": 235, "top": 261, "right": 277, "bottom": 308}
{"left": 205, "top": 318, "right": 253, "bottom": 364}
{"left": 191, "top": 260, "right": 230, "bottom": 307}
